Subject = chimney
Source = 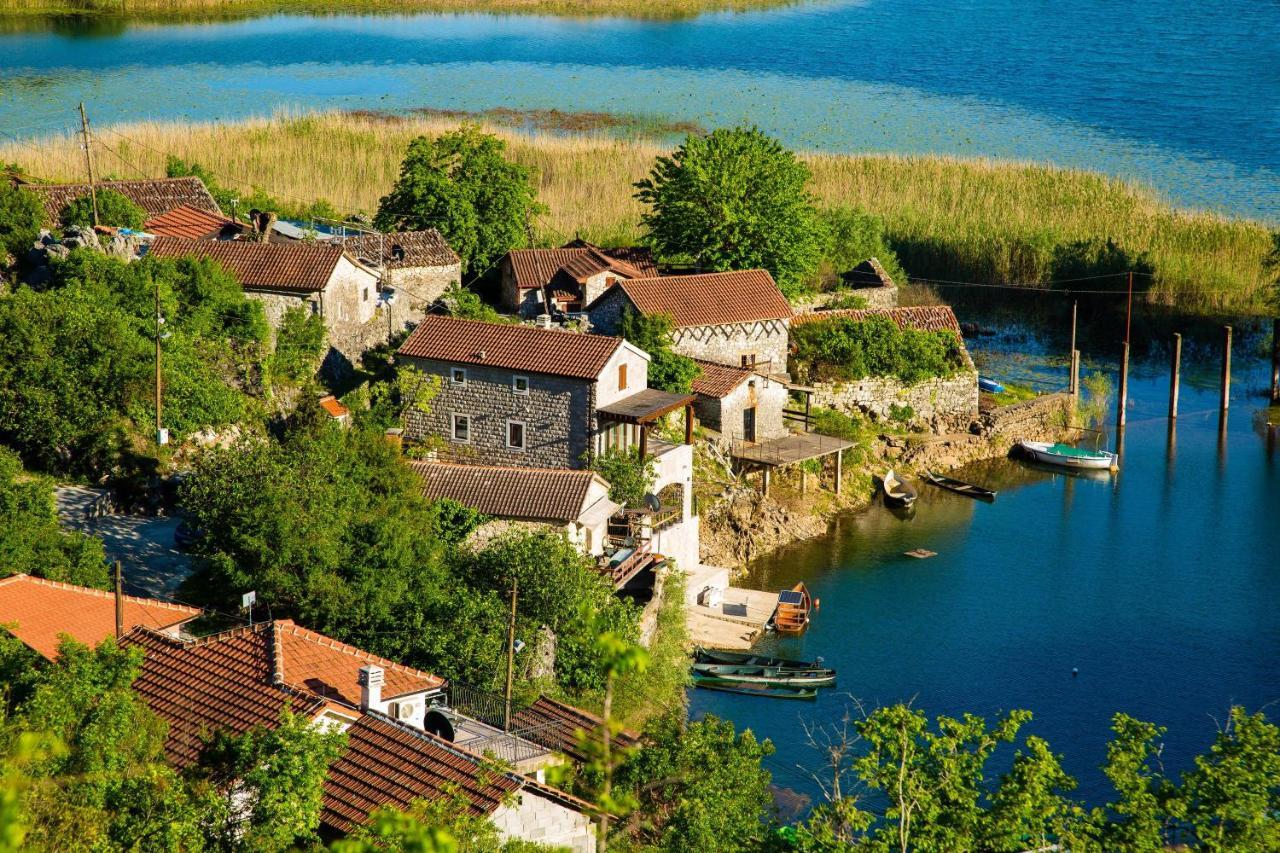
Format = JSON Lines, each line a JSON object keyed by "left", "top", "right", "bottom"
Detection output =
{"left": 358, "top": 664, "right": 384, "bottom": 711}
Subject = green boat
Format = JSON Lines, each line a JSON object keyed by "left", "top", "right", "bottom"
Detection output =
{"left": 691, "top": 674, "right": 818, "bottom": 699}
{"left": 691, "top": 663, "right": 836, "bottom": 687}
{"left": 693, "top": 647, "right": 836, "bottom": 678}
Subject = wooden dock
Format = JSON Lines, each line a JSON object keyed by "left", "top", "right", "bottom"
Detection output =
{"left": 730, "top": 433, "right": 856, "bottom": 496}
{"left": 685, "top": 586, "right": 780, "bottom": 651}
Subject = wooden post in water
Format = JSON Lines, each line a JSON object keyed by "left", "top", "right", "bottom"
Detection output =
{"left": 834, "top": 451, "right": 843, "bottom": 495}
{"left": 1069, "top": 300, "right": 1078, "bottom": 394}
{"left": 1270, "top": 318, "right": 1280, "bottom": 404}
{"left": 1168, "top": 333, "right": 1181, "bottom": 420}
{"left": 1220, "top": 325, "right": 1232, "bottom": 416}
{"left": 1070, "top": 350, "right": 1081, "bottom": 397}
{"left": 1116, "top": 342, "right": 1130, "bottom": 430}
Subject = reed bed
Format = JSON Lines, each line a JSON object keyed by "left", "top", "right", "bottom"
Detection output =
{"left": 6, "top": 111, "right": 1275, "bottom": 313}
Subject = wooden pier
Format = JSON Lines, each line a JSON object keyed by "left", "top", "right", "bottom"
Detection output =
{"left": 731, "top": 433, "right": 856, "bottom": 496}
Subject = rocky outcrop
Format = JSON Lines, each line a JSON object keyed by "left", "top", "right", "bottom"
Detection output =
{"left": 699, "top": 487, "right": 836, "bottom": 568}
{"left": 885, "top": 393, "right": 1074, "bottom": 471}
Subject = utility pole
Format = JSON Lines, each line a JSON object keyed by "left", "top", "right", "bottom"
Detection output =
{"left": 78, "top": 102, "right": 99, "bottom": 228}
{"left": 114, "top": 561, "right": 124, "bottom": 639}
{"left": 155, "top": 273, "right": 166, "bottom": 446}
{"left": 503, "top": 577, "right": 517, "bottom": 732}
{"left": 1125, "top": 270, "right": 1134, "bottom": 345}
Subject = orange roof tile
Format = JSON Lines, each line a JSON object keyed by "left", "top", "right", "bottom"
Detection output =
{"left": 408, "top": 461, "right": 606, "bottom": 523}
{"left": 590, "top": 270, "right": 793, "bottom": 328}
{"left": 397, "top": 315, "right": 625, "bottom": 380}
{"left": 690, "top": 358, "right": 753, "bottom": 399}
{"left": 0, "top": 574, "right": 200, "bottom": 660}
{"left": 144, "top": 204, "right": 236, "bottom": 239}
{"left": 790, "top": 305, "right": 962, "bottom": 335}
{"left": 318, "top": 395, "right": 350, "bottom": 418}
{"left": 273, "top": 620, "right": 444, "bottom": 705}
{"left": 24, "top": 176, "right": 222, "bottom": 220}
{"left": 511, "top": 695, "right": 639, "bottom": 764}
{"left": 506, "top": 243, "right": 656, "bottom": 292}
{"left": 147, "top": 236, "right": 346, "bottom": 293}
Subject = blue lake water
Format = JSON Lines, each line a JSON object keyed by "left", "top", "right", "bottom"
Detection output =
{"left": 690, "top": 318, "right": 1280, "bottom": 808}
{"left": 2, "top": 0, "right": 1279, "bottom": 219}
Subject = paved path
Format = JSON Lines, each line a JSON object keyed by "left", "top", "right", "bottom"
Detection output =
{"left": 55, "top": 486, "right": 193, "bottom": 599}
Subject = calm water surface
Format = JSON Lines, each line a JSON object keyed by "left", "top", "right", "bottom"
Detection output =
{"left": 690, "top": 322, "right": 1280, "bottom": 806}
{"left": 2, "top": 0, "right": 1278, "bottom": 218}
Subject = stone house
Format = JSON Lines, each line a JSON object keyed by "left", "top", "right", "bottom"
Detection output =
{"left": 146, "top": 236, "right": 404, "bottom": 373}
{"left": 501, "top": 240, "right": 657, "bottom": 317}
{"left": 20, "top": 175, "right": 223, "bottom": 223}
{"left": 585, "top": 269, "right": 794, "bottom": 374}
{"left": 690, "top": 359, "right": 789, "bottom": 443}
{"left": 408, "top": 461, "right": 620, "bottom": 557}
{"left": 341, "top": 228, "right": 462, "bottom": 310}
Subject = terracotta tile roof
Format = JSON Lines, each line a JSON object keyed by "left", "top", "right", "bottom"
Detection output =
{"left": 24, "top": 176, "right": 222, "bottom": 221}
{"left": 342, "top": 229, "right": 459, "bottom": 269}
{"left": 0, "top": 574, "right": 199, "bottom": 660}
{"left": 321, "top": 714, "right": 522, "bottom": 832}
{"left": 690, "top": 358, "right": 753, "bottom": 399}
{"left": 841, "top": 257, "right": 897, "bottom": 288}
{"left": 408, "top": 462, "right": 606, "bottom": 524}
{"left": 397, "top": 315, "right": 625, "bottom": 380}
{"left": 511, "top": 695, "right": 639, "bottom": 764}
{"left": 144, "top": 204, "right": 237, "bottom": 239}
{"left": 273, "top": 619, "right": 443, "bottom": 705}
{"left": 591, "top": 270, "right": 793, "bottom": 328}
{"left": 791, "top": 305, "right": 962, "bottom": 335}
{"left": 126, "top": 624, "right": 323, "bottom": 767}
{"left": 318, "top": 395, "right": 350, "bottom": 419}
{"left": 506, "top": 243, "right": 656, "bottom": 292}
{"left": 148, "top": 236, "right": 345, "bottom": 293}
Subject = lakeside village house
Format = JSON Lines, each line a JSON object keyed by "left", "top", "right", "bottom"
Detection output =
{"left": 501, "top": 240, "right": 658, "bottom": 318}
{"left": 0, "top": 574, "right": 620, "bottom": 851}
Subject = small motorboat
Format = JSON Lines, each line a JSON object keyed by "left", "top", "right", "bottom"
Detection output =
{"left": 882, "top": 470, "right": 918, "bottom": 508}
{"left": 694, "top": 647, "right": 835, "bottom": 678}
{"left": 1018, "top": 440, "right": 1118, "bottom": 471}
{"left": 924, "top": 471, "right": 997, "bottom": 501}
{"left": 770, "top": 583, "right": 812, "bottom": 634}
{"left": 978, "top": 377, "right": 1006, "bottom": 394}
{"left": 691, "top": 674, "right": 818, "bottom": 699}
{"left": 691, "top": 663, "right": 836, "bottom": 687}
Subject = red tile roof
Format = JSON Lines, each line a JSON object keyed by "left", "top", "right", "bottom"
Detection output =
{"left": 318, "top": 395, "right": 350, "bottom": 419}
{"left": 506, "top": 243, "right": 656, "bottom": 292}
{"left": 408, "top": 462, "right": 607, "bottom": 523}
{"left": 510, "top": 695, "right": 639, "bottom": 764}
{"left": 144, "top": 204, "right": 236, "bottom": 239}
{"left": 24, "top": 176, "right": 222, "bottom": 221}
{"left": 273, "top": 619, "right": 444, "bottom": 706}
{"left": 147, "top": 236, "right": 346, "bottom": 293}
{"left": 0, "top": 574, "right": 200, "bottom": 660}
{"left": 342, "top": 229, "right": 459, "bottom": 269}
{"left": 791, "top": 305, "right": 962, "bottom": 335}
{"left": 689, "top": 359, "right": 753, "bottom": 399}
{"left": 591, "top": 270, "right": 793, "bottom": 328}
{"left": 397, "top": 315, "right": 625, "bottom": 380}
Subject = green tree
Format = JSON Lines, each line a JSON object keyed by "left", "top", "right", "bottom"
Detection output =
{"left": 0, "top": 183, "right": 45, "bottom": 261}
{"left": 58, "top": 188, "right": 146, "bottom": 230}
{"left": 376, "top": 126, "right": 542, "bottom": 274}
{"left": 440, "top": 284, "right": 503, "bottom": 322}
{"left": 269, "top": 304, "right": 328, "bottom": 386}
{"left": 1097, "top": 713, "right": 1178, "bottom": 852}
{"left": 0, "top": 448, "right": 108, "bottom": 588}
{"left": 1179, "top": 706, "right": 1280, "bottom": 852}
{"left": 591, "top": 448, "right": 656, "bottom": 510}
{"left": 820, "top": 206, "right": 909, "bottom": 288}
{"left": 617, "top": 309, "right": 701, "bottom": 393}
{"left": 634, "top": 126, "right": 824, "bottom": 299}
{"left": 985, "top": 735, "right": 1099, "bottom": 852}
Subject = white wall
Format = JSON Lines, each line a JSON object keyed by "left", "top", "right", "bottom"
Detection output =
{"left": 491, "top": 791, "right": 597, "bottom": 853}
{"left": 594, "top": 342, "right": 651, "bottom": 409}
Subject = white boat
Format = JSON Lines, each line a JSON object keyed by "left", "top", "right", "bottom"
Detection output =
{"left": 882, "top": 470, "right": 918, "bottom": 508}
{"left": 1018, "top": 440, "right": 1117, "bottom": 471}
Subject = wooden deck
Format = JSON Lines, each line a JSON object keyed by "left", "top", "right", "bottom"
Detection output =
{"left": 684, "top": 586, "right": 780, "bottom": 650}
{"left": 731, "top": 433, "right": 855, "bottom": 467}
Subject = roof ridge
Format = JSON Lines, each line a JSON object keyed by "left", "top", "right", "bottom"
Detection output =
{"left": 276, "top": 621, "right": 442, "bottom": 682}
{"left": 0, "top": 574, "right": 201, "bottom": 614}
{"left": 182, "top": 620, "right": 272, "bottom": 647}
{"left": 407, "top": 460, "right": 595, "bottom": 476}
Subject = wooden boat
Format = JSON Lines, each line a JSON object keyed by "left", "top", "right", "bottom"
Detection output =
{"left": 770, "top": 583, "right": 812, "bottom": 634}
{"left": 1018, "top": 440, "right": 1118, "bottom": 471}
{"left": 882, "top": 470, "right": 917, "bottom": 508}
{"left": 691, "top": 674, "right": 818, "bottom": 699}
{"left": 694, "top": 647, "right": 835, "bottom": 677}
{"left": 978, "top": 377, "right": 1006, "bottom": 394}
{"left": 924, "top": 471, "right": 997, "bottom": 501}
{"left": 691, "top": 663, "right": 836, "bottom": 687}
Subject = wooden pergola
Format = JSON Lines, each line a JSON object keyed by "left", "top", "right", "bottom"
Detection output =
{"left": 597, "top": 389, "right": 697, "bottom": 457}
{"left": 731, "top": 433, "right": 856, "bottom": 496}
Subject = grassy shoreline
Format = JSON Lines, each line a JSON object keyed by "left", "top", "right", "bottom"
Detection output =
{"left": 5, "top": 110, "right": 1275, "bottom": 314}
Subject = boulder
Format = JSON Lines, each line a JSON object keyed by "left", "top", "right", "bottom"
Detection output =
{"left": 61, "top": 225, "right": 100, "bottom": 251}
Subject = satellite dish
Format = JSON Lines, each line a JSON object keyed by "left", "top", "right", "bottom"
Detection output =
{"left": 643, "top": 493, "right": 661, "bottom": 513}
{"left": 423, "top": 709, "right": 456, "bottom": 743}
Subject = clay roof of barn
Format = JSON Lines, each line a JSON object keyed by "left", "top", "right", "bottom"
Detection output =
{"left": 147, "top": 236, "right": 347, "bottom": 293}
{"left": 790, "top": 305, "right": 962, "bottom": 335}
{"left": 690, "top": 359, "right": 755, "bottom": 398}
{"left": 590, "top": 269, "right": 793, "bottom": 328}
{"left": 0, "top": 574, "right": 200, "bottom": 661}
{"left": 397, "top": 315, "right": 627, "bottom": 380}
{"left": 24, "top": 176, "right": 222, "bottom": 221}
{"left": 408, "top": 461, "right": 607, "bottom": 523}
{"left": 341, "top": 229, "right": 459, "bottom": 269}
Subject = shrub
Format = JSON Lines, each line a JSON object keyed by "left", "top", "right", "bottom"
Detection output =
{"left": 791, "top": 314, "right": 966, "bottom": 384}
{"left": 58, "top": 188, "right": 146, "bottom": 230}
{"left": 617, "top": 309, "right": 701, "bottom": 393}
{"left": 0, "top": 183, "right": 45, "bottom": 260}
{"left": 592, "top": 447, "right": 656, "bottom": 509}
{"left": 269, "top": 305, "right": 327, "bottom": 386}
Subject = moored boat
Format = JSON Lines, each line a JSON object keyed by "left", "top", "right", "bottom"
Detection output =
{"left": 694, "top": 647, "right": 835, "bottom": 677}
{"left": 882, "top": 470, "right": 918, "bottom": 508}
{"left": 1018, "top": 440, "right": 1118, "bottom": 471}
{"left": 770, "top": 582, "right": 812, "bottom": 634}
{"left": 691, "top": 674, "right": 819, "bottom": 699}
{"left": 691, "top": 663, "right": 836, "bottom": 687}
{"left": 978, "top": 376, "right": 1006, "bottom": 394}
{"left": 924, "top": 471, "right": 997, "bottom": 501}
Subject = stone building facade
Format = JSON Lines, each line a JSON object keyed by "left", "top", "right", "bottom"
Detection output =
{"left": 342, "top": 229, "right": 461, "bottom": 310}
{"left": 501, "top": 241, "right": 657, "bottom": 317}
{"left": 690, "top": 360, "right": 789, "bottom": 443}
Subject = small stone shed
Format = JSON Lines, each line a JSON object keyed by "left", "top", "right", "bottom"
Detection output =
{"left": 341, "top": 228, "right": 461, "bottom": 309}
{"left": 690, "top": 359, "right": 789, "bottom": 443}
{"left": 838, "top": 257, "right": 899, "bottom": 309}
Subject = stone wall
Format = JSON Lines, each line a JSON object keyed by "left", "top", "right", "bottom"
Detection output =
{"left": 793, "top": 285, "right": 898, "bottom": 312}
{"left": 811, "top": 370, "right": 979, "bottom": 432}
{"left": 400, "top": 356, "right": 595, "bottom": 469}
{"left": 671, "top": 319, "right": 790, "bottom": 374}
{"left": 491, "top": 791, "right": 596, "bottom": 852}
{"left": 696, "top": 374, "right": 789, "bottom": 442}
{"left": 386, "top": 262, "right": 461, "bottom": 308}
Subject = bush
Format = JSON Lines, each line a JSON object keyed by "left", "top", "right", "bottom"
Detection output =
{"left": 269, "top": 305, "right": 327, "bottom": 386}
{"left": 820, "top": 206, "right": 908, "bottom": 288}
{"left": 791, "top": 314, "right": 967, "bottom": 384}
{"left": 617, "top": 309, "right": 700, "bottom": 393}
{"left": 0, "top": 183, "right": 45, "bottom": 260}
{"left": 58, "top": 189, "right": 146, "bottom": 230}
{"left": 592, "top": 447, "right": 656, "bottom": 509}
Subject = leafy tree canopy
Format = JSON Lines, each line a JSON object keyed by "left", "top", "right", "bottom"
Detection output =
{"left": 58, "top": 188, "right": 146, "bottom": 230}
{"left": 791, "top": 313, "right": 967, "bottom": 384}
{"left": 819, "top": 206, "right": 908, "bottom": 289}
{"left": 635, "top": 126, "right": 825, "bottom": 299}
{"left": 617, "top": 309, "right": 701, "bottom": 393}
{"left": 375, "top": 126, "right": 542, "bottom": 275}
{"left": 591, "top": 447, "right": 656, "bottom": 510}
{"left": 0, "top": 183, "right": 45, "bottom": 261}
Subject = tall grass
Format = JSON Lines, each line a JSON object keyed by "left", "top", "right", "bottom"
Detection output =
{"left": 6, "top": 111, "right": 1274, "bottom": 313}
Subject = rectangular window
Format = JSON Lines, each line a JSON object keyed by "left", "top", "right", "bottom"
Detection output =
{"left": 740, "top": 353, "right": 757, "bottom": 369}
{"left": 507, "top": 420, "right": 526, "bottom": 450}
{"left": 451, "top": 414, "right": 470, "bottom": 442}
{"left": 512, "top": 375, "right": 529, "bottom": 394}
{"left": 451, "top": 367, "right": 467, "bottom": 386}
{"left": 362, "top": 288, "right": 369, "bottom": 302}
{"left": 618, "top": 363, "right": 628, "bottom": 390}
